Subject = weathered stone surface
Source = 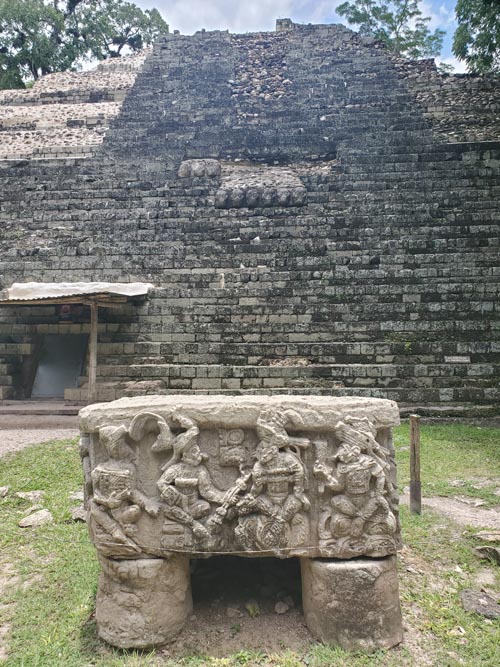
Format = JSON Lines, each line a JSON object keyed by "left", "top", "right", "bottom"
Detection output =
{"left": 474, "top": 545, "right": 500, "bottom": 565}
{"left": 178, "top": 159, "right": 221, "bottom": 178}
{"left": 81, "top": 394, "right": 402, "bottom": 650}
{"left": 96, "top": 555, "right": 192, "bottom": 648}
{"left": 18, "top": 509, "right": 53, "bottom": 528}
{"left": 70, "top": 505, "right": 87, "bottom": 522}
{"left": 460, "top": 589, "right": 500, "bottom": 619}
{"left": 1, "top": 20, "right": 499, "bottom": 413}
{"left": 15, "top": 491, "right": 44, "bottom": 503}
{"left": 274, "top": 600, "right": 289, "bottom": 614}
{"left": 215, "top": 164, "right": 306, "bottom": 208}
{"left": 0, "top": 51, "right": 147, "bottom": 159}
{"left": 80, "top": 395, "right": 400, "bottom": 559}
{"left": 300, "top": 556, "right": 403, "bottom": 651}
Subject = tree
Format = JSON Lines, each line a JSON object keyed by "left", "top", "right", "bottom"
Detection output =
{"left": 0, "top": 0, "right": 168, "bottom": 88}
{"left": 68, "top": 0, "right": 168, "bottom": 61}
{"left": 0, "top": 1, "right": 76, "bottom": 86}
{"left": 336, "top": 0, "right": 445, "bottom": 59}
{"left": 453, "top": 0, "right": 500, "bottom": 73}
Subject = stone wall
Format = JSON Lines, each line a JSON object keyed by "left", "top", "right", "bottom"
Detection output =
{"left": 0, "top": 51, "right": 148, "bottom": 159}
{"left": 392, "top": 57, "right": 500, "bottom": 143}
{"left": 0, "top": 21, "right": 499, "bottom": 415}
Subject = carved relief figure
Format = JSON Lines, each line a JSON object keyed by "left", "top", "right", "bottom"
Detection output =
{"left": 88, "top": 425, "right": 160, "bottom": 557}
{"left": 234, "top": 408, "right": 310, "bottom": 552}
{"left": 154, "top": 412, "right": 226, "bottom": 548}
{"left": 314, "top": 419, "right": 397, "bottom": 556}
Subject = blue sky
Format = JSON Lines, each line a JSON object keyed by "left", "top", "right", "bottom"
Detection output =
{"left": 135, "top": 1, "right": 465, "bottom": 71}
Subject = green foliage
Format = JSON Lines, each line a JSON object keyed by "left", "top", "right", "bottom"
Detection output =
{"left": 68, "top": 0, "right": 168, "bottom": 61}
{"left": 394, "top": 422, "right": 500, "bottom": 503}
{"left": 0, "top": 0, "right": 73, "bottom": 84}
{"left": 453, "top": 0, "right": 500, "bottom": 73}
{"left": 0, "top": 0, "right": 168, "bottom": 88}
{"left": 336, "top": 0, "right": 445, "bottom": 58}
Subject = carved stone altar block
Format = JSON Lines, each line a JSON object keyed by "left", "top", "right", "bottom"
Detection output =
{"left": 80, "top": 395, "right": 402, "bottom": 650}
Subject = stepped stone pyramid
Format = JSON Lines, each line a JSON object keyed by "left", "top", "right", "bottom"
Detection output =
{"left": 0, "top": 20, "right": 499, "bottom": 416}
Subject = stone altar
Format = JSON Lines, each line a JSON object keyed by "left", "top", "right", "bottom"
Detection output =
{"left": 80, "top": 395, "right": 403, "bottom": 650}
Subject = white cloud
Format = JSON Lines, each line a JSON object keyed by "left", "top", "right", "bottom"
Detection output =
{"left": 436, "top": 55, "right": 468, "bottom": 73}
{"left": 135, "top": 1, "right": 342, "bottom": 34}
{"left": 420, "top": 1, "right": 456, "bottom": 30}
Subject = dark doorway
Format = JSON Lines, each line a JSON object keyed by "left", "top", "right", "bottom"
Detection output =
{"left": 31, "top": 334, "right": 88, "bottom": 398}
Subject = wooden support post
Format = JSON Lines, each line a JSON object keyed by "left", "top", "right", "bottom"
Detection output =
{"left": 409, "top": 414, "right": 421, "bottom": 514}
{"left": 88, "top": 301, "right": 98, "bottom": 404}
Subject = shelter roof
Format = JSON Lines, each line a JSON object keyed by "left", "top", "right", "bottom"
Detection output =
{"left": 0, "top": 282, "right": 154, "bottom": 306}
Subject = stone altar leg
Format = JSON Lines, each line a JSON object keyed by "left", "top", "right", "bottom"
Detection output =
{"left": 301, "top": 556, "right": 403, "bottom": 652}
{"left": 95, "top": 555, "right": 192, "bottom": 648}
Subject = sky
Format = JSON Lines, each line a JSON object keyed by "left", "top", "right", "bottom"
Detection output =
{"left": 135, "top": 0, "right": 466, "bottom": 72}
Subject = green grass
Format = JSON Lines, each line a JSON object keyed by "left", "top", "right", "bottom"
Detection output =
{"left": 394, "top": 423, "right": 500, "bottom": 505}
{"left": 0, "top": 423, "right": 499, "bottom": 667}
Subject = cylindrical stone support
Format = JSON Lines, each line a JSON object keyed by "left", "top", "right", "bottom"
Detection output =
{"left": 301, "top": 556, "right": 403, "bottom": 652}
{"left": 95, "top": 555, "right": 192, "bottom": 648}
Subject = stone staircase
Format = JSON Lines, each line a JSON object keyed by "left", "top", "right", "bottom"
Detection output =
{"left": 0, "top": 22, "right": 499, "bottom": 416}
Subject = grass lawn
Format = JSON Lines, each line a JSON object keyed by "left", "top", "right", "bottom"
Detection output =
{"left": 0, "top": 423, "right": 499, "bottom": 667}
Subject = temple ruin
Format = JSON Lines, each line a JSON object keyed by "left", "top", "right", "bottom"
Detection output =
{"left": 0, "top": 20, "right": 499, "bottom": 415}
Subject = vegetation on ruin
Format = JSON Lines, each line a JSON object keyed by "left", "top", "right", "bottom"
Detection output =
{"left": 336, "top": 0, "right": 444, "bottom": 59}
{"left": 0, "top": 423, "right": 499, "bottom": 666}
{"left": 0, "top": 0, "right": 168, "bottom": 89}
{"left": 453, "top": 0, "right": 500, "bottom": 73}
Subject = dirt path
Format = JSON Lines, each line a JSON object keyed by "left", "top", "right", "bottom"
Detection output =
{"left": 400, "top": 494, "right": 500, "bottom": 529}
{"left": 0, "top": 428, "right": 78, "bottom": 457}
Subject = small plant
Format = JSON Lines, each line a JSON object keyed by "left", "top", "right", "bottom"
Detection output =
{"left": 230, "top": 623, "right": 241, "bottom": 637}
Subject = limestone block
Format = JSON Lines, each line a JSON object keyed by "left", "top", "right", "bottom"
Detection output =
{"left": 96, "top": 555, "right": 192, "bottom": 648}
{"left": 301, "top": 556, "right": 403, "bottom": 651}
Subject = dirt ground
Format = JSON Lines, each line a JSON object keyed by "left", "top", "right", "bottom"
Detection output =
{"left": 0, "top": 427, "right": 78, "bottom": 457}
{"left": 160, "top": 557, "right": 314, "bottom": 659}
{"left": 401, "top": 493, "right": 500, "bottom": 530}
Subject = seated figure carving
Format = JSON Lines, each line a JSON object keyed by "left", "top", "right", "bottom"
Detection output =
{"left": 314, "top": 420, "right": 397, "bottom": 557}
{"left": 155, "top": 412, "right": 226, "bottom": 548}
{"left": 88, "top": 425, "right": 160, "bottom": 557}
{"left": 234, "top": 408, "right": 310, "bottom": 552}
